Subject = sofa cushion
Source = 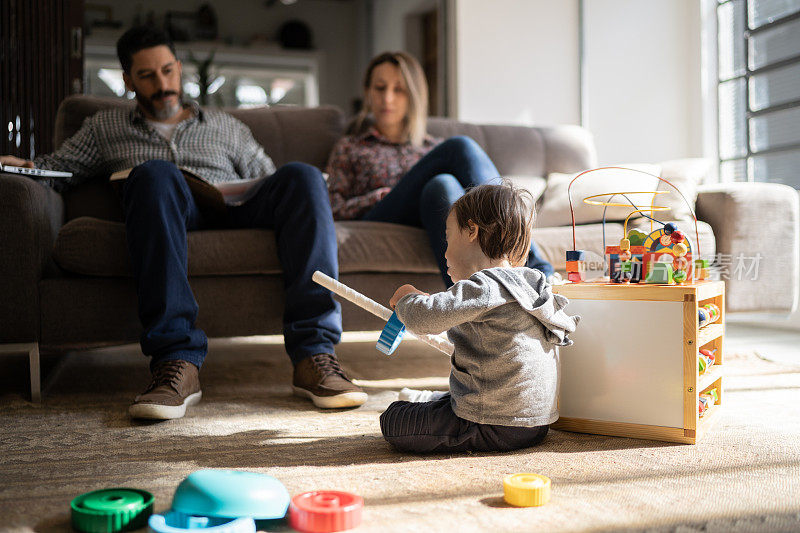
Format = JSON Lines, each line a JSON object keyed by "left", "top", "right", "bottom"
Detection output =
{"left": 536, "top": 164, "right": 663, "bottom": 227}
{"left": 656, "top": 158, "right": 712, "bottom": 223}
{"left": 535, "top": 159, "right": 712, "bottom": 228}
{"left": 507, "top": 175, "right": 547, "bottom": 204}
{"left": 53, "top": 216, "right": 715, "bottom": 280}
{"left": 427, "top": 120, "right": 597, "bottom": 177}
{"left": 53, "top": 217, "right": 441, "bottom": 277}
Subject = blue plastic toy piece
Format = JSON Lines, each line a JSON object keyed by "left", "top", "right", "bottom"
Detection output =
{"left": 376, "top": 312, "right": 406, "bottom": 355}
{"left": 148, "top": 512, "right": 255, "bottom": 533}
{"left": 171, "top": 470, "right": 289, "bottom": 520}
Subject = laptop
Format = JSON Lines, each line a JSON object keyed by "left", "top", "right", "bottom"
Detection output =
{"left": 1, "top": 164, "right": 73, "bottom": 178}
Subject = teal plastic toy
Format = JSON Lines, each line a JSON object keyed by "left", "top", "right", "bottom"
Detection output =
{"left": 148, "top": 512, "right": 255, "bottom": 533}
{"left": 171, "top": 470, "right": 290, "bottom": 520}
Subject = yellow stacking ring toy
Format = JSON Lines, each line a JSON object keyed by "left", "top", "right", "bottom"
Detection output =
{"left": 503, "top": 473, "right": 551, "bottom": 507}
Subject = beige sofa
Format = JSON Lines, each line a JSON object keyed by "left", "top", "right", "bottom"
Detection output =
{"left": 1, "top": 95, "right": 797, "bottom": 400}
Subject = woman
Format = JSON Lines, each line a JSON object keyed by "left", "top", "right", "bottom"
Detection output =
{"left": 326, "top": 51, "right": 553, "bottom": 285}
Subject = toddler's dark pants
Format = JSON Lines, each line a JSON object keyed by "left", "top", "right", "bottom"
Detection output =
{"left": 379, "top": 393, "right": 549, "bottom": 453}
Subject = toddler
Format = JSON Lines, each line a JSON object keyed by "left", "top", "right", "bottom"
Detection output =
{"left": 380, "top": 182, "right": 580, "bottom": 453}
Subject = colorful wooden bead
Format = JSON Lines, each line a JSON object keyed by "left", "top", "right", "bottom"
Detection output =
{"left": 698, "top": 307, "right": 709, "bottom": 327}
{"left": 700, "top": 348, "right": 716, "bottom": 365}
{"left": 663, "top": 222, "right": 677, "bottom": 235}
{"left": 567, "top": 271, "right": 585, "bottom": 283}
{"left": 704, "top": 303, "right": 720, "bottom": 319}
{"left": 618, "top": 250, "right": 632, "bottom": 261}
{"left": 619, "top": 238, "right": 630, "bottom": 251}
{"left": 670, "top": 230, "right": 685, "bottom": 244}
{"left": 566, "top": 260, "right": 586, "bottom": 272}
{"left": 660, "top": 234, "right": 673, "bottom": 247}
{"left": 673, "top": 242, "right": 688, "bottom": 256}
{"left": 566, "top": 250, "right": 586, "bottom": 261}
{"left": 673, "top": 269, "right": 687, "bottom": 283}
{"left": 627, "top": 229, "right": 647, "bottom": 246}
{"left": 673, "top": 256, "right": 688, "bottom": 271}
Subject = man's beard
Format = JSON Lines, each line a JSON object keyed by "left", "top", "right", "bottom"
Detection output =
{"left": 136, "top": 89, "right": 184, "bottom": 120}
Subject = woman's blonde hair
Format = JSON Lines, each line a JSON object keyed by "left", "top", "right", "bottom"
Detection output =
{"left": 350, "top": 51, "right": 428, "bottom": 147}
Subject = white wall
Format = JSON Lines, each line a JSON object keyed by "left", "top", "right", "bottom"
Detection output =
{"left": 88, "top": 0, "right": 360, "bottom": 111}
{"left": 452, "top": 0, "right": 580, "bottom": 126}
{"left": 445, "top": 0, "right": 707, "bottom": 163}
{"left": 370, "top": 0, "right": 439, "bottom": 56}
{"left": 583, "top": 0, "right": 704, "bottom": 164}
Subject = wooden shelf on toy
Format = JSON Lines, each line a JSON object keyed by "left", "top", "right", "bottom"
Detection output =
{"left": 698, "top": 323, "right": 724, "bottom": 347}
{"left": 697, "top": 402, "right": 722, "bottom": 440}
{"left": 698, "top": 364, "right": 723, "bottom": 393}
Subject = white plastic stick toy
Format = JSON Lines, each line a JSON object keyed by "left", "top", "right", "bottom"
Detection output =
{"left": 312, "top": 271, "right": 454, "bottom": 356}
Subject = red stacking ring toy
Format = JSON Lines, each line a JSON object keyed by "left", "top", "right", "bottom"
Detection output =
{"left": 289, "top": 491, "right": 363, "bottom": 533}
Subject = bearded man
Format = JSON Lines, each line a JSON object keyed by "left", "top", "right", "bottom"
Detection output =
{"left": 0, "top": 26, "right": 366, "bottom": 419}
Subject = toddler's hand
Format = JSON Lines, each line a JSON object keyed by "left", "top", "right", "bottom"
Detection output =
{"left": 390, "top": 284, "right": 428, "bottom": 309}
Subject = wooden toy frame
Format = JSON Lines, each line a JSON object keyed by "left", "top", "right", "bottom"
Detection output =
{"left": 551, "top": 280, "right": 725, "bottom": 444}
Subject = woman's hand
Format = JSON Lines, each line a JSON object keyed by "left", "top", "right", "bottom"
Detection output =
{"left": 389, "top": 284, "right": 428, "bottom": 309}
{"left": 376, "top": 187, "right": 392, "bottom": 201}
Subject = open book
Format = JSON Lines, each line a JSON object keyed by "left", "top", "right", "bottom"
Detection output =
{"left": 109, "top": 167, "right": 267, "bottom": 215}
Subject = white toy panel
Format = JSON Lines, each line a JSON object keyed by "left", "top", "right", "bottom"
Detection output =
{"left": 558, "top": 299, "right": 684, "bottom": 428}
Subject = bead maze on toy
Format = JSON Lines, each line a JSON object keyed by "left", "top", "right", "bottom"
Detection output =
{"left": 564, "top": 167, "right": 709, "bottom": 285}
{"left": 312, "top": 271, "right": 455, "bottom": 356}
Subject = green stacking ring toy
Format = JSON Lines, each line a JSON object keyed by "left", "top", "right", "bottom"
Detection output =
{"left": 71, "top": 488, "right": 154, "bottom": 533}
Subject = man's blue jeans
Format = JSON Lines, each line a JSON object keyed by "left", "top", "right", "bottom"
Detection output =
{"left": 122, "top": 160, "right": 341, "bottom": 369}
{"left": 362, "top": 136, "right": 554, "bottom": 285}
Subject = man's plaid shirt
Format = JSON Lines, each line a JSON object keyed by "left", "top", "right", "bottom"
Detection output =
{"left": 33, "top": 103, "right": 276, "bottom": 192}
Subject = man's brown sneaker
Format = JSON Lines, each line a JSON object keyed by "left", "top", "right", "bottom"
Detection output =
{"left": 292, "top": 353, "right": 368, "bottom": 408}
{"left": 129, "top": 359, "right": 202, "bottom": 420}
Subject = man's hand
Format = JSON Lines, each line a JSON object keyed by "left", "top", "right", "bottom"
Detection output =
{"left": 0, "top": 156, "right": 34, "bottom": 168}
{"left": 390, "top": 284, "right": 429, "bottom": 309}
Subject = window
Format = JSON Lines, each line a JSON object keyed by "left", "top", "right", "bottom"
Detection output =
{"left": 83, "top": 41, "right": 319, "bottom": 109}
{"left": 717, "top": 0, "right": 800, "bottom": 187}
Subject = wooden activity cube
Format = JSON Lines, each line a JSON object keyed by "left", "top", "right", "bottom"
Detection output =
{"left": 551, "top": 280, "right": 725, "bottom": 444}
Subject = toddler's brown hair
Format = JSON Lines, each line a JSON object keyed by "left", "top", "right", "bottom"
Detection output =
{"left": 450, "top": 181, "right": 535, "bottom": 267}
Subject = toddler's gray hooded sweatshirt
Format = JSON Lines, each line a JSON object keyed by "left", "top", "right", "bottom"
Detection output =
{"left": 395, "top": 267, "right": 580, "bottom": 427}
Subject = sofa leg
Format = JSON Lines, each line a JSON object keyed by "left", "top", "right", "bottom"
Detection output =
{"left": 29, "top": 343, "right": 41, "bottom": 403}
{"left": 0, "top": 342, "right": 41, "bottom": 402}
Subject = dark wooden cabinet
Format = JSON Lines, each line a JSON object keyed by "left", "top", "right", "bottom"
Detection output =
{"left": 1, "top": 0, "right": 84, "bottom": 158}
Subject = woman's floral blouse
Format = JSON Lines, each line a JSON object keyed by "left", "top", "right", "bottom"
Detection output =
{"left": 325, "top": 127, "right": 441, "bottom": 220}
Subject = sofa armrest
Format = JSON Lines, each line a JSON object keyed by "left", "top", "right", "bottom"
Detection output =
{"left": 696, "top": 182, "right": 799, "bottom": 314}
{"left": 0, "top": 174, "right": 64, "bottom": 342}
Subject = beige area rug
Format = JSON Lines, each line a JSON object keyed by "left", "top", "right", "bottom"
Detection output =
{"left": 1, "top": 334, "right": 799, "bottom": 533}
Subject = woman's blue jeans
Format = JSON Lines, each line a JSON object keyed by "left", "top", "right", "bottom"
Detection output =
{"left": 122, "top": 160, "right": 341, "bottom": 369}
{"left": 362, "top": 136, "right": 554, "bottom": 285}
